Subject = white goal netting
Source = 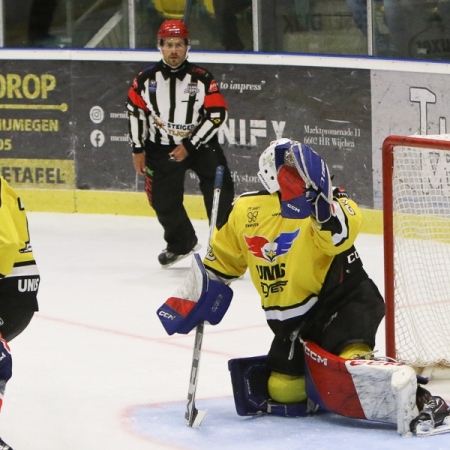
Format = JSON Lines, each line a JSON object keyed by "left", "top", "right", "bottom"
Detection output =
{"left": 387, "top": 135, "right": 450, "bottom": 368}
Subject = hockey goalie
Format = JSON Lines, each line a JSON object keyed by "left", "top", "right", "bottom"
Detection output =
{"left": 157, "top": 138, "right": 450, "bottom": 436}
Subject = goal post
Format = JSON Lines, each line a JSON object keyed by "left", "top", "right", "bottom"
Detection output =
{"left": 382, "top": 134, "right": 450, "bottom": 371}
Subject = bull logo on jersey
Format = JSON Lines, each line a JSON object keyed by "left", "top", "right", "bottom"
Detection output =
{"left": 244, "top": 229, "right": 300, "bottom": 263}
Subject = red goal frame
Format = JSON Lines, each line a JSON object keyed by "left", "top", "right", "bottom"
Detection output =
{"left": 382, "top": 135, "right": 450, "bottom": 360}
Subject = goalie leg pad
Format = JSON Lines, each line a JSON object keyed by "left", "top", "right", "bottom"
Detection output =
{"left": 228, "top": 356, "right": 313, "bottom": 417}
{"left": 157, "top": 253, "right": 233, "bottom": 335}
{"left": 304, "top": 341, "right": 418, "bottom": 435}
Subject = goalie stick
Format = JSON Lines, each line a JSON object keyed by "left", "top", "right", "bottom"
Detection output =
{"left": 185, "top": 165, "right": 225, "bottom": 427}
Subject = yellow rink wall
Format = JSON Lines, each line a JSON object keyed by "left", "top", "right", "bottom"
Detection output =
{"left": 17, "top": 188, "right": 384, "bottom": 235}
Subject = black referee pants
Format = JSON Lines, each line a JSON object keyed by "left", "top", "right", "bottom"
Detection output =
{"left": 145, "top": 140, "right": 235, "bottom": 255}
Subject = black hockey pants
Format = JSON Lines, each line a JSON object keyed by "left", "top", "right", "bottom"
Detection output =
{"left": 267, "top": 275, "right": 385, "bottom": 377}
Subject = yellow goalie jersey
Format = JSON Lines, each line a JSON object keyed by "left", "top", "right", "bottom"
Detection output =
{"left": 204, "top": 190, "right": 363, "bottom": 328}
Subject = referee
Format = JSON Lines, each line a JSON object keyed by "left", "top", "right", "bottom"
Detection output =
{"left": 127, "top": 20, "right": 235, "bottom": 267}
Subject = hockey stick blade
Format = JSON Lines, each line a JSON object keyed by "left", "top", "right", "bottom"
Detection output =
{"left": 192, "top": 408, "right": 207, "bottom": 427}
{"left": 186, "top": 405, "right": 207, "bottom": 428}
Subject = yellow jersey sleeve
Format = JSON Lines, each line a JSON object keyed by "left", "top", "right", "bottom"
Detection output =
{"left": 311, "top": 197, "right": 363, "bottom": 256}
{"left": 0, "top": 177, "right": 33, "bottom": 277}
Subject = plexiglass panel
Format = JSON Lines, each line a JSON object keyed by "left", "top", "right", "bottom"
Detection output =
{"left": 1, "top": 0, "right": 450, "bottom": 60}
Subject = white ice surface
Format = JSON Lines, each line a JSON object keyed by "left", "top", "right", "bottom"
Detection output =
{"left": 1, "top": 212, "right": 449, "bottom": 449}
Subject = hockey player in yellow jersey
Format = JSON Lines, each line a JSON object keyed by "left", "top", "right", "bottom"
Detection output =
{"left": 0, "top": 175, "right": 40, "bottom": 450}
{"left": 203, "top": 138, "right": 385, "bottom": 403}
{"left": 157, "top": 139, "right": 450, "bottom": 436}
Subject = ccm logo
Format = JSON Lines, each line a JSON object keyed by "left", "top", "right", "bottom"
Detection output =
{"left": 158, "top": 311, "right": 176, "bottom": 320}
{"left": 287, "top": 203, "right": 300, "bottom": 212}
{"left": 211, "top": 294, "right": 223, "bottom": 312}
{"left": 347, "top": 250, "right": 360, "bottom": 264}
{"left": 305, "top": 346, "right": 328, "bottom": 366}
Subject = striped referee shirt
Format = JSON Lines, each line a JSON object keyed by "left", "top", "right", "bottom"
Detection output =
{"left": 127, "top": 59, "right": 228, "bottom": 153}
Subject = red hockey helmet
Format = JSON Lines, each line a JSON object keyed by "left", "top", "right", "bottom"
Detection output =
{"left": 157, "top": 20, "right": 190, "bottom": 45}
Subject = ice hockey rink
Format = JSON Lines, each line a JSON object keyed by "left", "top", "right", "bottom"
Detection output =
{"left": 1, "top": 211, "right": 449, "bottom": 450}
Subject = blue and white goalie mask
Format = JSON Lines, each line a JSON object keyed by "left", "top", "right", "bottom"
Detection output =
{"left": 257, "top": 138, "right": 291, "bottom": 193}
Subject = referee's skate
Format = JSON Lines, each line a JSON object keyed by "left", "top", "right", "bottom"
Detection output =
{"left": 158, "top": 243, "right": 202, "bottom": 268}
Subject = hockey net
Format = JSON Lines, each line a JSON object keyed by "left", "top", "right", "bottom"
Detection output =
{"left": 383, "top": 134, "right": 450, "bottom": 377}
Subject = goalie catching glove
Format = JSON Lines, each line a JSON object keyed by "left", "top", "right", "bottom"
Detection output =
{"left": 157, "top": 253, "right": 233, "bottom": 335}
{"left": 275, "top": 141, "right": 333, "bottom": 223}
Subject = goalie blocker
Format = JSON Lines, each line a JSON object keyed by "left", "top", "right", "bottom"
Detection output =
{"left": 157, "top": 253, "right": 233, "bottom": 335}
{"left": 228, "top": 341, "right": 450, "bottom": 436}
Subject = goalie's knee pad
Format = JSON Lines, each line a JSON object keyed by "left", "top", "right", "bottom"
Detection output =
{"left": 268, "top": 372, "right": 307, "bottom": 404}
{"left": 228, "top": 356, "right": 313, "bottom": 417}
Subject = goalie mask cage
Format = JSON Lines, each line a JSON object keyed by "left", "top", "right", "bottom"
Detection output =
{"left": 383, "top": 134, "right": 450, "bottom": 371}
